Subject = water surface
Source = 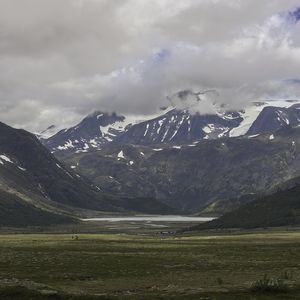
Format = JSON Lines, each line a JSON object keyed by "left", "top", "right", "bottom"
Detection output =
{"left": 82, "top": 215, "right": 215, "bottom": 222}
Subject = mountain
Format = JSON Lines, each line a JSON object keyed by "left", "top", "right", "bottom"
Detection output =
{"left": 42, "top": 98, "right": 300, "bottom": 157}
{"left": 0, "top": 122, "right": 176, "bottom": 226}
{"left": 0, "top": 121, "right": 123, "bottom": 209}
{"left": 114, "top": 108, "right": 242, "bottom": 145}
{"left": 42, "top": 111, "right": 126, "bottom": 156}
{"left": 61, "top": 126, "right": 300, "bottom": 213}
{"left": 37, "top": 95, "right": 300, "bottom": 216}
{"left": 42, "top": 106, "right": 244, "bottom": 157}
{"left": 190, "top": 180, "right": 300, "bottom": 230}
{"left": 0, "top": 121, "right": 125, "bottom": 226}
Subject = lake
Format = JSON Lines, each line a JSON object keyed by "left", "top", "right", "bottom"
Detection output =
{"left": 81, "top": 215, "right": 215, "bottom": 222}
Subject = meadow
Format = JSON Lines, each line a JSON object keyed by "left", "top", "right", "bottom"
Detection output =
{"left": 0, "top": 225, "right": 299, "bottom": 299}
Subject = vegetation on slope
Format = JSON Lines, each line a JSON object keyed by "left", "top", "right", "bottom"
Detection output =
{"left": 192, "top": 184, "right": 300, "bottom": 230}
{"left": 0, "top": 190, "right": 74, "bottom": 227}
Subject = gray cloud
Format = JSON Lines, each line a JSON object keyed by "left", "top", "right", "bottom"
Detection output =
{"left": 0, "top": 0, "right": 299, "bottom": 131}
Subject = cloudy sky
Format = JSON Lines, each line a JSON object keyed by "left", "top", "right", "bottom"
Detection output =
{"left": 0, "top": 0, "right": 300, "bottom": 132}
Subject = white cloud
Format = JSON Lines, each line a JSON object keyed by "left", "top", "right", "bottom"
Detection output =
{"left": 0, "top": 0, "right": 299, "bottom": 131}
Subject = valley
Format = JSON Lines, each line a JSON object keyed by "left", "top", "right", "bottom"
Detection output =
{"left": 0, "top": 229, "right": 299, "bottom": 300}
{"left": 1, "top": 98, "right": 300, "bottom": 229}
{"left": 1, "top": 2, "right": 300, "bottom": 299}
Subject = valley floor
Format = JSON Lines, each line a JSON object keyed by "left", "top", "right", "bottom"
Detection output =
{"left": 0, "top": 227, "right": 299, "bottom": 299}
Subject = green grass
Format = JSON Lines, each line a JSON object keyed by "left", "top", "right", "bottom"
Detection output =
{"left": 0, "top": 231, "right": 299, "bottom": 299}
{"left": 0, "top": 286, "right": 110, "bottom": 300}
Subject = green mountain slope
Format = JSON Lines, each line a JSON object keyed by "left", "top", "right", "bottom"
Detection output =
{"left": 0, "top": 190, "right": 72, "bottom": 227}
{"left": 191, "top": 184, "right": 300, "bottom": 230}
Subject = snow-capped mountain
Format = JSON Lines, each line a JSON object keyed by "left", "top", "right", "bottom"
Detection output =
{"left": 247, "top": 103, "right": 300, "bottom": 136}
{"left": 43, "top": 111, "right": 126, "bottom": 154}
{"left": 42, "top": 108, "right": 243, "bottom": 155}
{"left": 114, "top": 108, "right": 242, "bottom": 145}
{"left": 230, "top": 100, "right": 300, "bottom": 137}
{"left": 42, "top": 95, "right": 300, "bottom": 156}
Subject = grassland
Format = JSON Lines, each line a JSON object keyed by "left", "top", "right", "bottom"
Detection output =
{"left": 0, "top": 228, "right": 299, "bottom": 299}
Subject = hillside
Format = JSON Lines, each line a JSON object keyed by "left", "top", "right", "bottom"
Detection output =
{"left": 191, "top": 183, "right": 300, "bottom": 230}
{"left": 0, "top": 190, "right": 72, "bottom": 227}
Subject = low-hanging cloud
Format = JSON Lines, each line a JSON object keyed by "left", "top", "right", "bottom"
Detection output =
{"left": 0, "top": 0, "right": 300, "bottom": 131}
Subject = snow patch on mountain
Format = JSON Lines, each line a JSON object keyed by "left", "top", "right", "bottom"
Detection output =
{"left": 117, "top": 150, "right": 125, "bottom": 159}
{"left": 0, "top": 154, "right": 13, "bottom": 163}
{"left": 0, "top": 154, "right": 27, "bottom": 172}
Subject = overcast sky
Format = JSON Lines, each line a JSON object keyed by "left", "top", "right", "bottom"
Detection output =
{"left": 0, "top": 0, "right": 300, "bottom": 132}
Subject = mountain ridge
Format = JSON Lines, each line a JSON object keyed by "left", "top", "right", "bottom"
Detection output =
{"left": 42, "top": 99, "right": 300, "bottom": 158}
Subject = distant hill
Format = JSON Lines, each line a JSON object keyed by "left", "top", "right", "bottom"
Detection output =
{"left": 190, "top": 183, "right": 300, "bottom": 230}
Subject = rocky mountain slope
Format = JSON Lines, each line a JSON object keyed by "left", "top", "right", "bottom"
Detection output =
{"left": 61, "top": 126, "right": 300, "bottom": 213}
